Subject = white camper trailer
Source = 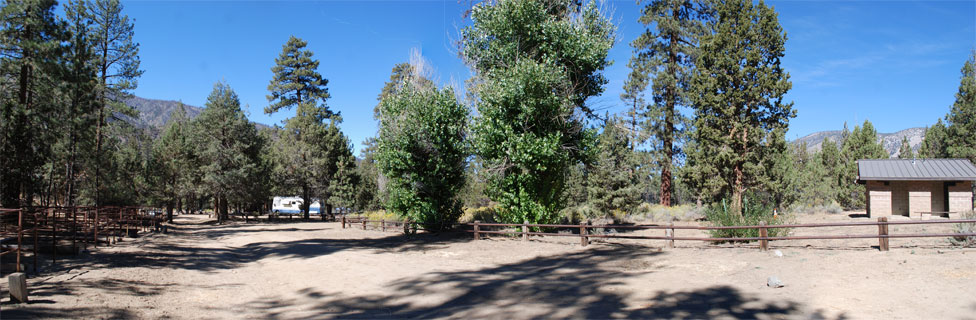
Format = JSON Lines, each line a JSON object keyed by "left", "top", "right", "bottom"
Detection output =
{"left": 272, "top": 196, "right": 322, "bottom": 215}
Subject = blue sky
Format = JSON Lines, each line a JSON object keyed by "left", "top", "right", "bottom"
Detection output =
{"left": 119, "top": 0, "right": 975, "bottom": 154}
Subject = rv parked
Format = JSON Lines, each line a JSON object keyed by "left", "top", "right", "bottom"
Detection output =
{"left": 272, "top": 196, "right": 322, "bottom": 215}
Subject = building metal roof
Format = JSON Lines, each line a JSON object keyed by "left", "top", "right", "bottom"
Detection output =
{"left": 857, "top": 159, "right": 976, "bottom": 181}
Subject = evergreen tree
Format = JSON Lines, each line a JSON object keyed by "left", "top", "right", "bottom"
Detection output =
{"left": 588, "top": 115, "right": 642, "bottom": 215}
{"left": 152, "top": 103, "right": 198, "bottom": 222}
{"left": 194, "top": 82, "right": 265, "bottom": 223}
{"left": 265, "top": 36, "right": 339, "bottom": 220}
{"left": 898, "top": 136, "right": 914, "bottom": 159}
{"left": 87, "top": 0, "right": 143, "bottom": 206}
{"left": 838, "top": 120, "right": 887, "bottom": 209}
{"left": 683, "top": 0, "right": 794, "bottom": 213}
{"left": 918, "top": 119, "right": 949, "bottom": 158}
{"left": 945, "top": 51, "right": 976, "bottom": 163}
{"left": 626, "top": 0, "right": 709, "bottom": 207}
{"left": 376, "top": 81, "right": 468, "bottom": 231}
{"left": 0, "top": 0, "right": 67, "bottom": 207}
{"left": 58, "top": 0, "right": 100, "bottom": 207}
{"left": 760, "top": 129, "right": 799, "bottom": 210}
{"left": 462, "top": 0, "right": 614, "bottom": 224}
{"left": 354, "top": 138, "right": 383, "bottom": 211}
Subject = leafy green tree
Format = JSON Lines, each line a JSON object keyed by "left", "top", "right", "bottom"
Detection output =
{"left": 838, "top": 120, "right": 887, "bottom": 209}
{"left": 462, "top": 0, "right": 614, "bottom": 224}
{"left": 375, "top": 62, "right": 434, "bottom": 117}
{"left": 265, "top": 36, "right": 339, "bottom": 220}
{"left": 626, "top": 0, "right": 709, "bottom": 206}
{"left": 376, "top": 81, "right": 468, "bottom": 231}
{"left": 194, "top": 82, "right": 265, "bottom": 223}
{"left": 898, "top": 137, "right": 914, "bottom": 159}
{"left": 918, "top": 120, "right": 949, "bottom": 158}
{"left": 86, "top": 0, "right": 143, "bottom": 206}
{"left": 683, "top": 0, "right": 794, "bottom": 214}
{"left": 588, "top": 115, "right": 642, "bottom": 214}
{"left": 946, "top": 51, "right": 976, "bottom": 163}
{"left": 0, "top": 0, "right": 67, "bottom": 207}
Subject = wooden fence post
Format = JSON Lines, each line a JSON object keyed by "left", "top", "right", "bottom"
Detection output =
{"left": 362, "top": 219, "right": 366, "bottom": 230}
{"left": 341, "top": 215, "right": 346, "bottom": 229}
{"left": 94, "top": 210, "right": 99, "bottom": 247}
{"left": 759, "top": 221, "right": 768, "bottom": 251}
{"left": 878, "top": 217, "right": 889, "bottom": 251}
{"left": 580, "top": 221, "right": 589, "bottom": 247}
{"left": 667, "top": 222, "right": 675, "bottom": 248}
{"left": 522, "top": 219, "right": 528, "bottom": 242}
{"left": 403, "top": 219, "right": 409, "bottom": 234}
{"left": 474, "top": 220, "right": 481, "bottom": 240}
{"left": 382, "top": 220, "right": 386, "bottom": 232}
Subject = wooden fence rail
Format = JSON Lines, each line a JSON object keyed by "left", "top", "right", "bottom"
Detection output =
{"left": 1, "top": 206, "right": 165, "bottom": 275}
{"left": 465, "top": 217, "right": 976, "bottom": 252}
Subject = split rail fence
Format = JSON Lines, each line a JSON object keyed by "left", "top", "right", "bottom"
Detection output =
{"left": 1, "top": 206, "right": 165, "bottom": 274}
{"left": 340, "top": 215, "right": 976, "bottom": 251}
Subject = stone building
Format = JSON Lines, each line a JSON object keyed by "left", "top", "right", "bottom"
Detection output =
{"left": 857, "top": 159, "right": 976, "bottom": 218}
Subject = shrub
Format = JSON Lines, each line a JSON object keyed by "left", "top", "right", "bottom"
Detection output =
{"left": 950, "top": 210, "right": 976, "bottom": 247}
{"left": 460, "top": 206, "right": 500, "bottom": 223}
{"left": 788, "top": 201, "right": 843, "bottom": 215}
{"left": 705, "top": 197, "right": 793, "bottom": 242}
{"left": 633, "top": 203, "right": 704, "bottom": 222}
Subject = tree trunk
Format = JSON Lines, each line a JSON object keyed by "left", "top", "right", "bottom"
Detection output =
{"left": 219, "top": 196, "right": 228, "bottom": 222}
{"left": 302, "top": 185, "right": 311, "bottom": 221}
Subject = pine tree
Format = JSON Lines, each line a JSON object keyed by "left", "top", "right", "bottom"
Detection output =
{"left": 265, "top": 36, "right": 339, "bottom": 220}
{"left": 462, "top": 0, "right": 614, "bottom": 224}
{"left": 945, "top": 51, "right": 976, "bottom": 163}
{"left": 626, "top": 0, "right": 709, "bottom": 207}
{"left": 87, "top": 0, "right": 143, "bottom": 206}
{"left": 918, "top": 119, "right": 949, "bottom": 158}
{"left": 683, "top": 0, "right": 794, "bottom": 213}
{"left": 354, "top": 138, "right": 383, "bottom": 211}
{"left": 0, "top": 0, "right": 67, "bottom": 207}
{"left": 152, "top": 103, "right": 198, "bottom": 222}
{"left": 376, "top": 80, "right": 468, "bottom": 231}
{"left": 194, "top": 82, "right": 265, "bottom": 223}
{"left": 760, "top": 129, "right": 799, "bottom": 210}
{"left": 588, "top": 115, "right": 643, "bottom": 215}
{"left": 838, "top": 120, "right": 887, "bottom": 209}
{"left": 898, "top": 137, "right": 914, "bottom": 159}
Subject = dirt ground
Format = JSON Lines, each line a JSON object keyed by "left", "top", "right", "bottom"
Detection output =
{"left": 2, "top": 213, "right": 975, "bottom": 319}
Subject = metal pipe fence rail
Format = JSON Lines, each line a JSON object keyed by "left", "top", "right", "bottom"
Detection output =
{"left": 465, "top": 217, "right": 976, "bottom": 251}
{"left": 0, "top": 206, "right": 165, "bottom": 275}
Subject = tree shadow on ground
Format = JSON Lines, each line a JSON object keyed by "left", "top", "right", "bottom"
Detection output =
{"left": 39, "top": 228, "right": 470, "bottom": 274}
{"left": 239, "top": 244, "right": 844, "bottom": 319}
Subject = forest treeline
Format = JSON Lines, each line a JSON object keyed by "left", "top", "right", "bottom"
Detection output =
{"left": 2, "top": 0, "right": 974, "bottom": 230}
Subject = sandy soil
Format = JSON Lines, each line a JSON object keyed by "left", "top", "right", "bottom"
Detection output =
{"left": 2, "top": 213, "right": 975, "bottom": 319}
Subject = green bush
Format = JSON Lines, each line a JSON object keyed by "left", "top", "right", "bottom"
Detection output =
{"left": 950, "top": 211, "right": 976, "bottom": 247}
{"left": 705, "top": 197, "right": 792, "bottom": 242}
{"left": 460, "top": 206, "right": 500, "bottom": 223}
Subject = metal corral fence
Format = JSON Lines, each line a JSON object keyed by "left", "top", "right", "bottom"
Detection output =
{"left": 0, "top": 206, "right": 165, "bottom": 274}
{"left": 341, "top": 215, "right": 976, "bottom": 252}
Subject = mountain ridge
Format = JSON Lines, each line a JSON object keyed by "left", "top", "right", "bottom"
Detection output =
{"left": 792, "top": 127, "right": 926, "bottom": 158}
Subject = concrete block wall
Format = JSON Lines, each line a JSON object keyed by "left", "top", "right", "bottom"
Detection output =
{"left": 867, "top": 180, "right": 892, "bottom": 217}
{"left": 949, "top": 181, "right": 974, "bottom": 213}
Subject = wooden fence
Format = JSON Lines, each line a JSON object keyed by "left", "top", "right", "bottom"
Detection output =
{"left": 338, "top": 215, "right": 976, "bottom": 251}
{"left": 466, "top": 217, "right": 976, "bottom": 251}
{"left": 0, "top": 206, "right": 165, "bottom": 274}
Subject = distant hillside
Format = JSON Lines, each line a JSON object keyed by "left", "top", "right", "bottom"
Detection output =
{"left": 792, "top": 127, "right": 926, "bottom": 158}
{"left": 121, "top": 96, "right": 270, "bottom": 131}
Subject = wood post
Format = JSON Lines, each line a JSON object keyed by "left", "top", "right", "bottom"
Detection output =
{"left": 403, "top": 219, "right": 409, "bottom": 234}
{"left": 667, "top": 222, "right": 675, "bottom": 248}
{"left": 94, "top": 210, "right": 99, "bottom": 247}
{"left": 474, "top": 220, "right": 481, "bottom": 240}
{"left": 16, "top": 210, "right": 22, "bottom": 272}
{"left": 362, "top": 220, "right": 366, "bottom": 230}
{"left": 341, "top": 216, "right": 346, "bottom": 229}
{"left": 522, "top": 219, "right": 528, "bottom": 242}
{"left": 580, "top": 221, "right": 588, "bottom": 247}
{"left": 382, "top": 220, "right": 386, "bottom": 232}
{"left": 759, "top": 221, "right": 768, "bottom": 251}
{"left": 878, "top": 217, "right": 889, "bottom": 251}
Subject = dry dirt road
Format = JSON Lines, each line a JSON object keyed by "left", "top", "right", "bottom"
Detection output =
{"left": 2, "top": 214, "right": 975, "bottom": 319}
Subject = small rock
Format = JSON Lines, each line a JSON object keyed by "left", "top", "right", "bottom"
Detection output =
{"left": 767, "top": 276, "right": 784, "bottom": 288}
{"left": 937, "top": 250, "right": 944, "bottom": 254}
{"left": 774, "top": 250, "right": 783, "bottom": 257}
